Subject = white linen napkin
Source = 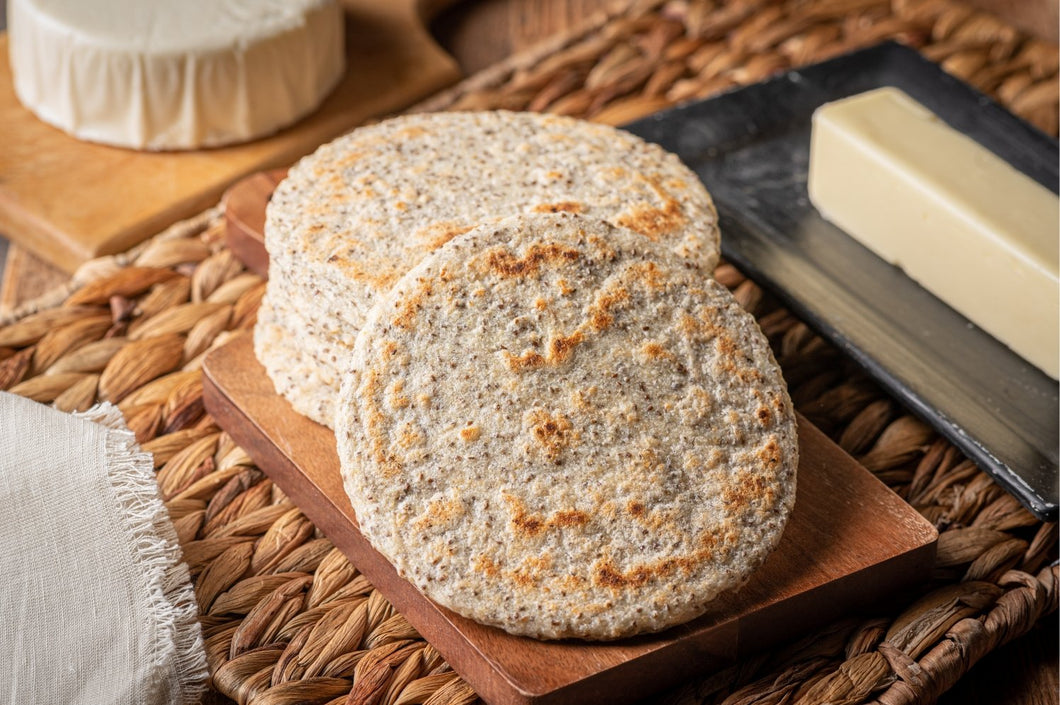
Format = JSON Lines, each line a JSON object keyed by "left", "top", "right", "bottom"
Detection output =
{"left": 0, "top": 392, "right": 207, "bottom": 704}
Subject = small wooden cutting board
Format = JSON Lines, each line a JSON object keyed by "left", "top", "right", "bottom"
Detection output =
{"left": 0, "top": 0, "right": 461, "bottom": 273}
{"left": 202, "top": 333, "right": 937, "bottom": 705}
{"left": 223, "top": 169, "right": 287, "bottom": 277}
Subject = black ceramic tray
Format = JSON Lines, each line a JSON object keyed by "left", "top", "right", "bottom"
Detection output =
{"left": 628, "top": 42, "right": 1059, "bottom": 520}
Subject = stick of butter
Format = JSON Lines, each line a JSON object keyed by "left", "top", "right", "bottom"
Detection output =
{"left": 808, "top": 87, "right": 1059, "bottom": 380}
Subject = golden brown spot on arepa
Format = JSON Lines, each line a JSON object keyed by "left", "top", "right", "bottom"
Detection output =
{"left": 552, "top": 510, "right": 589, "bottom": 527}
{"left": 391, "top": 281, "right": 433, "bottom": 330}
{"left": 641, "top": 341, "right": 666, "bottom": 359}
{"left": 504, "top": 493, "right": 588, "bottom": 538}
{"left": 589, "top": 310, "right": 613, "bottom": 332}
{"left": 327, "top": 254, "right": 401, "bottom": 292}
{"left": 723, "top": 471, "right": 768, "bottom": 510}
{"left": 615, "top": 175, "right": 688, "bottom": 241}
{"left": 503, "top": 350, "right": 545, "bottom": 372}
{"left": 592, "top": 532, "right": 718, "bottom": 590}
{"left": 503, "top": 492, "right": 541, "bottom": 536}
{"left": 510, "top": 555, "right": 553, "bottom": 588}
{"left": 534, "top": 201, "right": 583, "bottom": 214}
{"left": 418, "top": 223, "right": 474, "bottom": 252}
{"left": 526, "top": 409, "right": 576, "bottom": 462}
{"left": 482, "top": 242, "right": 581, "bottom": 279}
{"left": 386, "top": 380, "right": 410, "bottom": 410}
{"left": 514, "top": 514, "right": 546, "bottom": 536}
{"left": 473, "top": 555, "right": 500, "bottom": 578}
{"left": 599, "top": 500, "right": 619, "bottom": 521}
{"left": 510, "top": 570, "right": 535, "bottom": 588}
{"left": 587, "top": 283, "right": 631, "bottom": 332}
{"left": 678, "top": 312, "right": 699, "bottom": 336}
{"left": 713, "top": 334, "right": 738, "bottom": 368}
{"left": 558, "top": 573, "right": 585, "bottom": 591}
{"left": 548, "top": 330, "right": 584, "bottom": 364}
{"left": 414, "top": 496, "right": 465, "bottom": 531}
{"left": 630, "top": 261, "right": 668, "bottom": 293}
{"left": 758, "top": 437, "right": 782, "bottom": 469}
{"left": 460, "top": 425, "right": 481, "bottom": 442}
{"left": 737, "top": 367, "right": 766, "bottom": 385}
{"left": 593, "top": 560, "right": 652, "bottom": 589}
{"left": 616, "top": 198, "right": 685, "bottom": 241}
{"left": 503, "top": 329, "right": 585, "bottom": 372}
{"left": 640, "top": 340, "right": 676, "bottom": 363}
{"left": 772, "top": 394, "right": 787, "bottom": 414}
{"left": 398, "top": 423, "right": 424, "bottom": 450}
{"left": 505, "top": 495, "right": 547, "bottom": 538}
{"left": 362, "top": 371, "right": 402, "bottom": 480}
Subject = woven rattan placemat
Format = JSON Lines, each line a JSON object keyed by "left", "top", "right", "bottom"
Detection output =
{"left": 1, "top": 1, "right": 1057, "bottom": 703}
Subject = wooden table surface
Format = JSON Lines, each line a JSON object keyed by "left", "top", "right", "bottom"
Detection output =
{"left": 0, "top": 1, "right": 1056, "bottom": 703}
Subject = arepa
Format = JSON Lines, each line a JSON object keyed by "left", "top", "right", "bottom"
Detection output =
{"left": 337, "top": 213, "right": 797, "bottom": 640}
{"left": 256, "top": 110, "right": 720, "bottom": 426}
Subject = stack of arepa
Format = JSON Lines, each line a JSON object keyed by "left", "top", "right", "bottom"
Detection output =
{"left": 255, "top": 110, "right": 798, "bottom": 640}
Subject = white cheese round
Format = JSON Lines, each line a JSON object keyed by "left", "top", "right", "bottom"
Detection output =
{"left": 7, "top": 0, "right": 346, "bottom": 150}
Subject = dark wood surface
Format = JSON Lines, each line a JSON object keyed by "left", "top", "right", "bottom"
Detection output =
{"left": 202, "top": 333, "right": 937, "bottom": 705}
{"left": 943, "top": 614, "right": 1059, "bottom": 705}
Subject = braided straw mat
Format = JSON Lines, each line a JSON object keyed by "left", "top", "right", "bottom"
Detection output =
{"left": 1, "top": 0, "right": 1056, "bottom": 703}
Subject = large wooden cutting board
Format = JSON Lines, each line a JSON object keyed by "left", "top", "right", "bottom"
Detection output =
{"left": 202, "top": 334, "right": 938, "bottom": 705}
{"left": 0, "top": 0, "right": 461, "bottom": 273}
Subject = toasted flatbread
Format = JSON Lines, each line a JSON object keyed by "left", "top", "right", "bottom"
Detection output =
{"left": 337, "top": 213, "right": 797, "bottom": 640}
{"left": 257, "top": 110, "right": 720, "bottom": 427}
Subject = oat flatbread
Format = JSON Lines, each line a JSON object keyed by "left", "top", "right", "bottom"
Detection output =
{"left": 258, "top": 110, "right": 720, "bottom": 427}
{"left": 254, "top": 297, "right": 339, "bottom": 425}
{"left": 337, "top": 213, "right": 797, "bottom": 640}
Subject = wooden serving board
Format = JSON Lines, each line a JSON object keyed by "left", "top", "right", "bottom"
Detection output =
{"left": 202, "top": 333, "right": 937, "bottom": 705}
{"left": 223, "top": 169, "right": 286, "bottom": 278}
{"left": 0, "top": 0, "right": 461, "bottom": 273}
